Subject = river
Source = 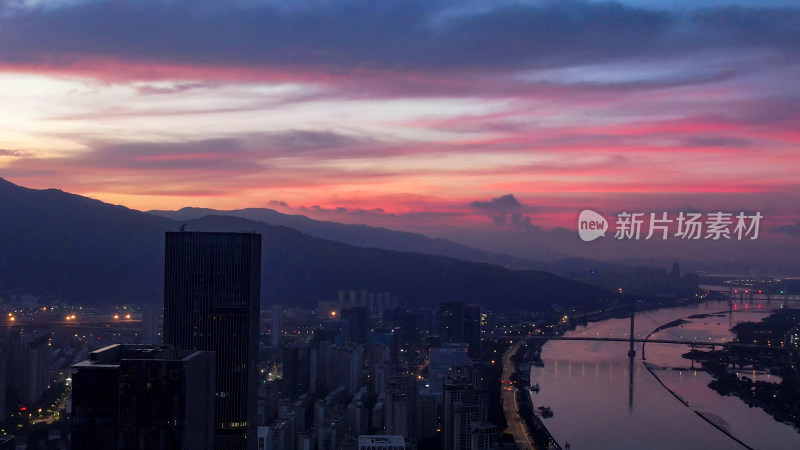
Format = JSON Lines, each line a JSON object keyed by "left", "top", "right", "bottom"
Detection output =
{"left": 529, "top": 298, "right": 800, "bottom": 449}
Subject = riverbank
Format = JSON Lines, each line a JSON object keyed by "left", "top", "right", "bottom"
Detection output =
{"left": 700, "top": 308, "right": 800, "bottom": 432}
{"left": 641, "top": 304, "right": 800, "bottom": 445}
{"left": 501, "top": 339, "right": 536, "bottom": 449}
{"left": 507, "top": 339, "right": 560, "bottom": 450}
{"left": 528, "top": 299, "right": 800, "bottom": 449}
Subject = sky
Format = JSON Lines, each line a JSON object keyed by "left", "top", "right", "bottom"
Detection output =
{"left": 1, "top": 0, "right": 799, "bottom": 265}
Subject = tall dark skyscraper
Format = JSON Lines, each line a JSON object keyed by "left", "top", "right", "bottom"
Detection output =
{"left": 440, "top": 301, "right": 482, "bottom": 357}
{"left": 163, "top": 232, "right": 261, "bottom": 450}
{"left": 443, "top": 375, "right": 488, "bottom": 450}
{"left": 439, "top": 301, "right": 465, "bottom": 344}
{"left": 281, "top": 342, "right": 311, "bottom": 399}
{"left": 340, "top": 306, "right": 369, "bottom": 344}
{"left": 463, "top": 304, "right": 481, "bottom": 357}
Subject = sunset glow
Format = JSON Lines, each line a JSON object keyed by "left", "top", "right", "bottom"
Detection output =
{"left": 1, "top": 0, "right": 798, "bottom": 261}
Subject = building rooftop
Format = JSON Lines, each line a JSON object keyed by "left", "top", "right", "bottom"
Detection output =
{"left": 357, "top": 435, "right": 405, "bottom": 445}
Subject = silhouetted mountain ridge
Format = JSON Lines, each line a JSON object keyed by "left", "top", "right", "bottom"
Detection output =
{"left": 184, "top": 215, "right": 607, "bottom": 309}
{"left": 0, "top": 178, "right": 607, "bottom": 310}
{"left": 0, "top": 178, "right": 171, "bottom": 302}
{"left": 148, "top": 207, "right": 557, "bottom": 269}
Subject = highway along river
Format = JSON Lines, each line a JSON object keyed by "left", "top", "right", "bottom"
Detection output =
{"left": 529, "top": 299, "right": 800, "bottom": 449}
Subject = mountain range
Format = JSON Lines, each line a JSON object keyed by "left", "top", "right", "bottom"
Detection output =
{"left": 0, "top": 178, "right": 608, "bottom": 311}
{"left": 148, "top": 206, "right": 549, "bottom": 270}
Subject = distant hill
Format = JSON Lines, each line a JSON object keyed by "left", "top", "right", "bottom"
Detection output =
{"left": 148, "top": 207, "right": 557, "bottom": 269}
{"left": 182, "top": 215, "right": 608, "bottom": 310}
{"left": 0, "top": 177, "right": 170, "bottom": 303}
{"left": 0, "top": 178, "right": 608, "bottom": 311}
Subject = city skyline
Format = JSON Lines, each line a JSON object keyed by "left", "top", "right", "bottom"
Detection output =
{"left": 0, "top": 0, "right": 798, "bottom": 263}
{"left": 0, "top": 2, "right": 798, "bottom": 445}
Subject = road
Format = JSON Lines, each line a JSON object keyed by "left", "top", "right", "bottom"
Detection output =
{"left": 502, "top": 339, "right": 535, "bottom": 450}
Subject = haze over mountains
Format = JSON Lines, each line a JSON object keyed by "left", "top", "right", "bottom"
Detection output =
{"left": 148, "top": 207, "right": 551, "bottom": 270}
{"left": 0, "top": 178, "right": 607, "bottom": 310}
{"left": 149, "top": 206, "right": 799, "bottom": 276}
{"left": 148, "top": 204, "right": 800, "bottom": 276}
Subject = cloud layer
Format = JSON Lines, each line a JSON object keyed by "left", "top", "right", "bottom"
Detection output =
{"left": 0, "top": 0, "right": 798, "bottom": 263}
{"left": 1, "top": 0, "right": 798, "bottom": 78}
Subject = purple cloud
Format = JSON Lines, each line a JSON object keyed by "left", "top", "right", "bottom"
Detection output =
{"left": 0, "top": 0, "right": 796, "bottom": 82}
{"left": 470, "top": 194, "right": 540, "bottom": 230}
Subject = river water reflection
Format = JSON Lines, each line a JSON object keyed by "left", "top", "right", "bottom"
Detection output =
{"left": 529, "top": 299, "right": 800, "bottom": 449}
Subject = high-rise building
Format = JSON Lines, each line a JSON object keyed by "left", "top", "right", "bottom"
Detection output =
{"left": 385, "top": 392, "right": 412, "bottom": 437}
{"left": 318, "top": 418, "right": 344, "bottom": 450}
{"left": 429, "top": 343, "right": 470, "bottom": 391}
{"left": 70, "top": 344, "right": 215, "bottom": 450}
{"left": 439, "top": 301, "right": 465, "bottom": 343}
{"left": 417, "top": 387, "right": 439, "bottom": 442}
{"left": 257, "top": 426, "right": 271, "bottom": 450}
{"left": 281, "top": 343, "right": 311, "bottom": 400}
{"left": 315, "top": 342, "right": 364, "bottom": 395}
{"left": 346, "top": 392, "right": 369, "bottom": 435}
{"left": 451, "top": 401, "right": 482, "bottom": 450}
{"left": 5, "top": 332, "right": 51, "bottom": 404}
{"left": 385, "top": 374, "right": 419, "bottom": 442}
{"left": 463, "top": 304, "right": 481, "bottom": 357}
{"left": 163, "top": 231, "right": 261, "bottom": 450}
{"left": 367, "top": 328, "right": 400, "bottom": 369}
{"left": 298, "top": 432, "right": 315, "bottom": 450}
{"left": 443, "top": 375, "right": 488, "bottom": 450}
{"left": 440, "top": 302, "right": 481, "bottom": 357}
{"left": 267, "top": 420, "right": 293, "bottom": 450}
{"left": 340, "top": 307, "right": 369, "bottom": 344}
{"left": 469, "top": 421, "right": 498, "bottom": 450}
